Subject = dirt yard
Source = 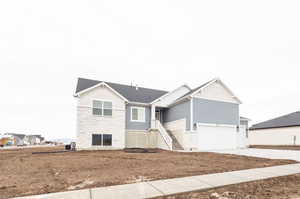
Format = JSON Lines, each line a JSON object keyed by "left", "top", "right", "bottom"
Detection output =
{"left": 0, "top": 147, "right": 296, "bottom": 199}
{"left": 250, "top": 145, "right": 300, "bottom": 151}
{"left": 157, "top": 174, "right": 300, "bottom": 199}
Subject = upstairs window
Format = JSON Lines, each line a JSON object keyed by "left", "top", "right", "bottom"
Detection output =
{"left": 131, "top": 107, "right": 145, "bottom": 122}
{"left": 92, "top": 100, "right": 112, "bottom": 116}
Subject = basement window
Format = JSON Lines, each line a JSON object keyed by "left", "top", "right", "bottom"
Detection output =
{"left": 92, "top": 100, "right": 112, "bottom": 116}
{"left": 103, "top": 134, "right": 112, "bottom": 146}
{"left": 92, "top": 134, "right": 102, "bottom": 146}
{"left": 92, "top": 134, "right": 112, "bottom": 146}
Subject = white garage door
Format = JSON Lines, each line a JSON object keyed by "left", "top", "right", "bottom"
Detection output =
{"left": 197, "top": 123, "right": 237, "bottom": 150}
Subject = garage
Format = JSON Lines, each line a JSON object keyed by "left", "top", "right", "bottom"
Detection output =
{"left": 249, "top": 111, "right": 300, "bottom": 145}
{"left": 196, "top": 123, "right": 248, "bottom": 150}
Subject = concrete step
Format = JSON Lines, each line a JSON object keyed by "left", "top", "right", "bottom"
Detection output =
{"left": 166, "top": 130, "right": 184, "bottom": 150}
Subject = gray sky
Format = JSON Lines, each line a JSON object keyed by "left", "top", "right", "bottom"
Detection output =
{"left": 0, "top": 0, "right": 299, "bottom": 139}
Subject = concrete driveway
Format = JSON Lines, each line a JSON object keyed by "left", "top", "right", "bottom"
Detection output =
{"left": 209, "top": 148, "right": 300, "bottom": 162}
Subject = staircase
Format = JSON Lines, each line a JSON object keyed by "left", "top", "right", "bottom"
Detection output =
{"left": 166, "top": 130, "right": 184, "bottom": 150}
{"left": 155, "top": 120, "right": 173, "bottom": 150}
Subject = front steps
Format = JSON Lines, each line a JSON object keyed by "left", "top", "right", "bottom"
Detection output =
{"left": 166, "top": 130, "right": 184, "bottom": 150}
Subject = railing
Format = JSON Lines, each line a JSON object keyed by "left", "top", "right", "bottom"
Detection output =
{"left": 155, "top": 120, "right": 173, "bottom": 150}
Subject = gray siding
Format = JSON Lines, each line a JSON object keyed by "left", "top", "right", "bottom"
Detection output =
{"left": 126, "top": 104, "right": 151, "bottom": 130}
{"left": 163, "top": 100, "right": 191, "bottom": 130}
{"left": 193, "top": 98, "right": 239, "bottom": 126}
{"left": 240, "top": 120, "right": 248, "bottom": 127}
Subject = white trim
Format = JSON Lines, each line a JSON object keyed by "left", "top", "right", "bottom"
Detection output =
{"left": 190, "top": 98, "right": 193, "bottom": 131}
{"left": 190, "top": 78, "right": 242, "bottom": 104}
{"left": 130, "top": 106, "right": 146, "bottom": 122}
{"left": 74, "top": 82, "right": 129, "bottom": 102}
{"left": 127, "top": 101, "right": 150, "bottom": 106}
{"left": 91, "top": 133, "right": 113, "bottom": 146}
{"left": 150, "top": 84, "right": 191, "bottom": 104}
{"left": 240, "top": 117, "right": 251, "bottom": 121}
{"left": 197, "top": 122, "right": 237, "bottom": 128}
{"left": 92, "top": 99, "right": 113, "bottom": 117}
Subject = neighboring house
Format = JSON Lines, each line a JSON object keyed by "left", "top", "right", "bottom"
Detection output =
{"left": 249, "top": 112, "right": 300, "bottom": 145}
{"left": 0, "top": 134, "right": 14, "bottom": 146}
{"left": 25, "top": 135, "right": 44, "bottom": 145}
{"left": 4, "top": 133, "right": 44, "bottom": 146}
{"left": 5, "top": 133, "right": 26, "bottom": 146}
{"left": 74, "top": 77, "right": 247, "bottom": 151}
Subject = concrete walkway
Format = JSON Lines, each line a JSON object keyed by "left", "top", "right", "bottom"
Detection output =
{"left": 15, "top": 163, "right": 300, "bottom": 199}
{"left": 208, "top": 148, "right": 300, "bottom": 162}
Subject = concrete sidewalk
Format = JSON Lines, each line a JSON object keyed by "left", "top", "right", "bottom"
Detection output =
{"left": 15, "top": 163, "right": 300, "bottom": 199}
{"left": 208, "top": 148, "right": 300, "bottom": 162}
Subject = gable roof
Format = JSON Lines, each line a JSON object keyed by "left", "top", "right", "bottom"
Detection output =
{"left": 176, "top": 79, "right": 215, "bottom": 100}
{"left": 150, "top": 84, "right": 191, "bottom": 105}
{"left": 250, "top": 111, "right": 300, "bottom": 130}
{"left": 75, "top": 78, "right": 168, "bottom": 103}
{"left": 240, "top": 116, "right": 251, "bottom": 121}
{"left": 172, "top": 78, "right": 242, "bottom": 105}
{"left": 6, "top": 133, "right": 26, "bottom": 139}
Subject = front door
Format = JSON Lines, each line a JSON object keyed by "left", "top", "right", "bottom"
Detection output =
{"left": 155, "top": 110, "right": 162, "bottom": 123}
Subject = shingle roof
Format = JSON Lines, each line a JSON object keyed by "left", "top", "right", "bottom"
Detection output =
{"left": 240, "top": 116, "right": 250, "bottom": 121}
{"left": 75, "top": 78, "right": 168, "bottom": 103}
{"left": 250, "top": 112, "right": 300, "bottom": 130}
{"left": 6, "top": 133, "right": 26, "bottom": 139}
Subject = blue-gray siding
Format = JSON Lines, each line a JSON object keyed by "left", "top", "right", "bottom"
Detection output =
{"left": 193, "top": 98, "right": 239, "bottom": 126}
{"left": 163, "top": 100, "right": 191, "bottom": 130}
{"left": 125, "top": 104, "right": 151, "bottom": 130}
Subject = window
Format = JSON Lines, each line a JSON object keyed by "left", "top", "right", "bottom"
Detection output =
{"left": 131, "top": 107, "right": 145, "bottom": 122}
{"left": 92, "top": 134, "right": 102, "bottom": 146}
{"left": 92, "top": 134, "right": 112, "bottom": 146}
{"left": 103, "top": 134, "right": 112, "bottom": 146}
{"left": 92, "top": 100, "right": 112, "bottom": 116}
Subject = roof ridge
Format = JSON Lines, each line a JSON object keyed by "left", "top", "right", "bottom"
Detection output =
{"left": 78, "top": 77, "right": 168, "bottom": 93}
{"left": 253, "top": 111, "right": 299, "bottom": 125}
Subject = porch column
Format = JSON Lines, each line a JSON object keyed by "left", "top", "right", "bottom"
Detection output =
{"left": 151, "top": 105, "right": 156, "bottom": 129}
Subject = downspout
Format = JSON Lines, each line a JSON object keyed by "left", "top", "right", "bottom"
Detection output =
{"left": 190, "top": 97, "right": 193, "bottom": 132}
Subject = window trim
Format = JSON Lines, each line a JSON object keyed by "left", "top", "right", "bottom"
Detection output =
{"left": 92, "top": 99, "right": 113, "bottom": 117}
{"left": 92, "top": 133, "right": 112, "bottom": 146}
{"left": 92, "top": 134, "right": 102, "bottom": 146}
{"left": 130, "top": 106, "right": 146, "bottom": 122}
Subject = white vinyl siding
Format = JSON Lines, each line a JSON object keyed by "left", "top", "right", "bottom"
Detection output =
{"left": 77, "top": 85, "right": 126, "bottom": 150}
{"left": 131, "top": 107, "right": 145, "bottom": 122}
{"left": 92, "top": 100, "right": 112, "bottom": 116}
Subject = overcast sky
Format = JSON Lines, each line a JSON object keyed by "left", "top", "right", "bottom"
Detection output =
{"left": 0, "top": 0, "right": 300, "bottom": 139}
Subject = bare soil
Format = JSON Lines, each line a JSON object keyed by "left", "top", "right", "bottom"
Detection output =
{"left": 156, "top": 174, "right": 300, "bottom": 199}
{"left": 0, "top": 147, "right": 296, "bottom": 199}
{"left": 250, "top": 145, "right": 300, "bottom": 151}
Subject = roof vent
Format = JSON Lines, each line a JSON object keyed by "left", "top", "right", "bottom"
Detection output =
{"left": 135, "top": 84, "right": 139, "bottom": 91}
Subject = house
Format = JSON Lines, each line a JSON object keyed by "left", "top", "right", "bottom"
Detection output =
{"left": 5, "top": 133, "right": 26, "bottom": 146}
{"left": 0, "top": 134, "right": 14, "bottom": 146}
{"left": 74, "top": 77, "right": 248, "bottom": 151}
{"left": 3, "top": 133, "right": 44, "bottom": 146}
{"left": 249, "top": 112, "right": 300, "bottom": 145}
{"left": 24, "top": 135, "right": 44, "bottom": 145}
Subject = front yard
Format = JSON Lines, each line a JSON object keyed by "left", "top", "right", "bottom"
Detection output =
{"left": 156, "top": 174, "right": 300, "bottom": 199}
{"left": 0, "top": 146, "right": 296, "bottom": 199}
